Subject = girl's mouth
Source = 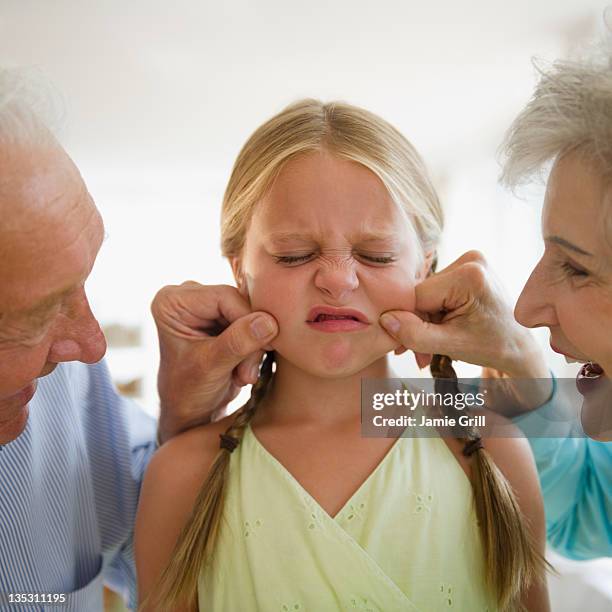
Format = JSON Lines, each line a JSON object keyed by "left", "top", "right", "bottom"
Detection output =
{"left": 306, "top": 306, "right": 370, "bottom": 332}
{"left": 307, "top": 314, "right": 369, "bottom": 333}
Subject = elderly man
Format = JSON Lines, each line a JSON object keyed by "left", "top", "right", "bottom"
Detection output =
{"left": 0, "top": 70, "right": 278, "bottom": 610}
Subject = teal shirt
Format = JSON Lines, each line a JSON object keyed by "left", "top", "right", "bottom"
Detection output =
{"left": 514, "top": 376, "right": 612, "bottom": 560}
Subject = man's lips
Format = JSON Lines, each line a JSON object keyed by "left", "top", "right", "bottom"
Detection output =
{"left": 40, "top": 363, "right": 58, "bottom": 378}
{"left": 2, "top": 381, "right": 38, "bottom": 407}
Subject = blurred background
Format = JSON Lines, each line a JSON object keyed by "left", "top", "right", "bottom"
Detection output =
{"left": 1, "top": 1, "right": 611, "bottom": 610}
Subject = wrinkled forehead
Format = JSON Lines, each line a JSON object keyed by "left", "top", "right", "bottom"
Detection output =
{"left": 543, "top": 152, "right": 612, "bottom": 259}
{"left": 0, "top": 143, "right": 104, "bottom": 311}
{"left": 0, "top": 142, "right": 85, "bottom": 225}
{"left": 247, "top": 151, "right": 415, "bottom": 248}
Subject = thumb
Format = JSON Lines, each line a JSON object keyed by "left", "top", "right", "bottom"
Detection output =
{"left": 210, "top": 312, "right": 278, "bottom": 371}
{"left": 379, "top": 310, "right": 458, "bottom": 357}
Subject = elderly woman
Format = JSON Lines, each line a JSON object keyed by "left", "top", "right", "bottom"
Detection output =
{"left": 379, "top": 47, "right": 612, "bottom": 560}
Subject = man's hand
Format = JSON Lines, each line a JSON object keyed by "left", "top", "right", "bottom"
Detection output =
{"left": 151, "top": 282, "right": 278, "bottom": 442}
{"left": 379, "top": 251, "right": 552, "bottom": 410}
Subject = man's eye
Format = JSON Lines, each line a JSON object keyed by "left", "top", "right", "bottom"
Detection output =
{"left": 274, "top": 254, "right": 314, "bottom": 265}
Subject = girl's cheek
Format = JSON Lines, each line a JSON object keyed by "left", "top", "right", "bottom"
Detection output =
{"left": 245, "top": 270, "right": 298, "bottom": 313}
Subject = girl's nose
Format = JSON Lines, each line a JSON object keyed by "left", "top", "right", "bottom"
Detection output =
{"left": 313, "top": 257, "right": 359, "bottom": 301}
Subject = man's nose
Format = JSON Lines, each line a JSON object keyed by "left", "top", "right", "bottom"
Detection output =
{"left": 514, "top": 259, "right": 558, "bottom": 329}
{"left": 47, "top": 291, "right": 107, "bottom": 365}
{"left": 313, "top": 256, "right": 359, "bottom": 301}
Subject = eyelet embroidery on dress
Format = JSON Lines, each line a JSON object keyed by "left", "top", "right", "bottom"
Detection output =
{"left": 243, "top": 519, "right": 263, "bottom": 538}
{"left": 346, "top": 501, "right": 366, "bottom": 521}
{"left": 439, "top": 583, "right": 453, "bottom": 607}
{"left": 307, "top": 512, "right": 322, "bottom": 530}
{"left": 280, "top": 602, "right": 302, "bottom": 610}
{"left": 414, "top": 493, "right": 434, "bottom": 514}
{"left": 349, "top": 595, "right": 376, "bottom": 611}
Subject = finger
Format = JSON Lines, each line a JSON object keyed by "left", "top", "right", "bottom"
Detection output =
{"left": 434, "top": 250, "right": 486, "bottom": 276}
{"left": 379, "top": 310, "right": 460, "bottom": 356}
{"left": 152, "top": 283, "right": 253, "bottom": 331}
{"left": 393, "top": 345, "right": 430, "bottom": 367}
{"left": 414, "top": 262, "right": 484, "bottom": 315}
{"left": 234, "top": 350, "right": 265, "bottom": 385}
{"left": 414, "top": 352, "right": 432, "bottom": 369}
{"left": 208, "top": 312, "right": 278, "bottom": 372}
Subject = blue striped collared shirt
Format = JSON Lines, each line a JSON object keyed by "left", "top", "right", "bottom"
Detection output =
{"left": 0, "top": 360, "right": 156, "bottom": 611}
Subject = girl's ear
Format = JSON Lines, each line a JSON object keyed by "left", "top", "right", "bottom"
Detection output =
{"left": 230, "top": 257, "right": 248, "bottom": 298}
{"left": 417, "top": 251, "right": 436, "bottom": 280}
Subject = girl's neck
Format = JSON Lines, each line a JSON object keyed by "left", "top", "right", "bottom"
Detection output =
{"left": 258, "top": 354, "right": 395, "bottom": 426}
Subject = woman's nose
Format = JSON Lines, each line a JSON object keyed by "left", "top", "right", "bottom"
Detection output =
{"left": 313, "top": 256, "right": 359, "bottom": 301}
{"left": 514, "top": 259, "right": 558, "bottom": 329}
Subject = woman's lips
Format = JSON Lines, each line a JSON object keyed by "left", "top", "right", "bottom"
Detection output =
{"left": 550, "top": 343, "right": 583, "bottom": 361}
{"left": 549, "top": 342, "right": 607, "bottom": 395}
{"left": 576, "top": 362, "right": 606, "bottom": 395}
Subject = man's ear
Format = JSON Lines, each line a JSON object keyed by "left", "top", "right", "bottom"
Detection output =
{"left": 230, "top": 257, "right": 248, "bottom": 298}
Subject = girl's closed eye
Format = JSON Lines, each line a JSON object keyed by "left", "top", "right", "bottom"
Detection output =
{"left": 274, "top": 253, "right": 315, "bottom": 265}
{"left": 273, "top": 252, "right": 397, "bottom": 266}
{"left": 358, "top": 253, "right": 396, "bottom": 265}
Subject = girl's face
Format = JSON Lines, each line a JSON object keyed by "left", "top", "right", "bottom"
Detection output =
{"left": 514, "top": 152, "right": 612, "bottom": 378}
{"left": 232, "top": 150, "right": 430, "bottom": 377}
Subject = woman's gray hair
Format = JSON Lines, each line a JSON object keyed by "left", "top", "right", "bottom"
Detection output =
{"left": 500, "top": 44, "right": 612, "bottom": 187}
{"left": 0, "top": 67, "right": 62, "bottom": 146}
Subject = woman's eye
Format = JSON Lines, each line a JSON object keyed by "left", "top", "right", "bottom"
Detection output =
{"left": 274, "top": 253, "right": 314, "bottom": 265}
{"left": 561, "top": 261, "right": 589, "bottom": 277}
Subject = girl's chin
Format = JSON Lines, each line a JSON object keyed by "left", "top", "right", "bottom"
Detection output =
{"left": 276, "top": 348, "right": 391, "bottom": 378}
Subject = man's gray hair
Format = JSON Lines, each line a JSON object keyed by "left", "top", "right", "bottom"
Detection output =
{"left": 500, "top": 44, "right": 612, "bottom": 187}
{"left": 0, "top": 67, "right": 62, "bottom": 146}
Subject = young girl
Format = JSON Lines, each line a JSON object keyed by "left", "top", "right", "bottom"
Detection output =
{"left": 135, "top": 100, "right": 550, "bottom": 611}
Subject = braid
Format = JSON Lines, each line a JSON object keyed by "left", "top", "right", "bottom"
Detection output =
{"left": 149, "top": 352, "right": 276, "bottom": 610}
{"left": 221, "top": 351, "right": 275, "bottom": 444}
{"left": 430, "top": 354, "right": 549, "bottom": 611}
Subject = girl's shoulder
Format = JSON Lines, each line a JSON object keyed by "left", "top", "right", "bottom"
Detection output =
{"left": 150, "top": 414, "right": 235, "bottom": 481}
{"left": 135, "top": 414, "right": 236, "bottom": 610}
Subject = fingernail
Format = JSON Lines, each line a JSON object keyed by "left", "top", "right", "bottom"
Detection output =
{"left": 250, "top": 316, "right": 274, "bottom": 340}
{"left": 380, "top": 313, "right": 400, "bottom": 334}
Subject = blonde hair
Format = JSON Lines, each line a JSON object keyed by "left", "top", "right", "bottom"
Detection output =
{"left": 221, "top": 99, "right": 443, "bottom": 267}
{"left": 151, "top": 99, "right": 546, "bottom": 611}
{"left": 430, "top": 355, "right": 549, "bottom": 611}
{"left": 500, "top": 45, "right": 612, "bottom": 187}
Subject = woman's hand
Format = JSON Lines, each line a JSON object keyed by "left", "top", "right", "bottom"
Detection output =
{"left": 151, "top": 282, "right": 278, "bottom": 442}
{"left": 380, "top": 251, "right": 552, "bottom": 410}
